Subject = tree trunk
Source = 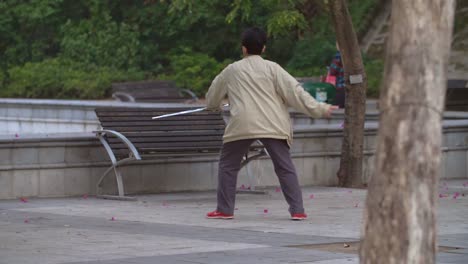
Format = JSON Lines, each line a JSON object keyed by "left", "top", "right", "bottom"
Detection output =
{"left": 360, "top": 1, "right": 455, "bottom": 263}
{"left": 329, "top": 0, "right": 367, "bottom": 187}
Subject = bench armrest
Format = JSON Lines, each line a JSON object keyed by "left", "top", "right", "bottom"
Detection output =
{"left": 94, "top": 129, "right": 142, "bottom": 160}
{"left": 112, "top": 92, "right": 136, "bottom": 102}
{"left": 179, "top": 89, "right": 199, "bottom": 101}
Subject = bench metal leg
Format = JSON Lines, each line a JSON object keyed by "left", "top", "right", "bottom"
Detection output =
{"left": 96, "top": 135, "right": 137, "bottom": 201}
{"left": 114, "top": 166, "right": 125, "bottom": 197}
{"left": 237, "top": 148, "right": 269, "bottom": 194}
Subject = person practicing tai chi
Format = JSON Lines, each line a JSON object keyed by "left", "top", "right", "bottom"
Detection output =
{"left": 205, "top": 27, "right": 338, "bottom": 220}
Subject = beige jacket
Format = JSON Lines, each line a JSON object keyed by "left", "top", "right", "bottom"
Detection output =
{"left": 205, "top": 55, "right": 331, "bottom": 145}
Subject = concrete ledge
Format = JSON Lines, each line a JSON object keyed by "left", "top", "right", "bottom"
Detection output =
{"left": 1, "top": 119, "right": 467, "bottom": 199}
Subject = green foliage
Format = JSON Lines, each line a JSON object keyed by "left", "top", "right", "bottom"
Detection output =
{"left": 0, "top": 58, "right": 145, "bottom": 99}
{"left": 160, "top": 49, "right": 232, "bottom": 96}
{"left": 363, "top": 58, "right": 384, "bottom": 98}
{"left": 267, "top": 10, "right": 308, "bottom": 37}
{"left": 60, "top": 4, "right": 140, "bottom": 70}
{"left": 0, "top": 0, "right": 388, "bottom": 99}
{"left": 286, "top": 35, "right": 336, "bottom": 77}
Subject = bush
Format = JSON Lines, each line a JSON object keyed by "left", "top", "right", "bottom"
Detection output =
{"left": 60, "top": 16, "right": 141, "bottom": 70}
{"left": 160, "top": 49, "right": 232, "bottom": 96}
{"left": 364, "top": 58, "right": 384, "bottom": 98}
{"left": 0, "top": 58, "right": 146, "bottom": 99}
{"left": 286, "top": 36, "right": 336, "bottom": 77}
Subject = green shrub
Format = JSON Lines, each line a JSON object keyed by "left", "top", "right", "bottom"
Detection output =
{"left": 0, "top": 58, "right": 146, "bottom": 99}
{"left": 364, "top": 58, "right": 384, "bottom": 98}
{"left": 286, "top": 36, "right": 336, "bottom": 77}
{"left": 60, "top": 16, "right": 141, "bottom": 70}
{"left": 160, "top": 49, "right": 232, "bottom": 96}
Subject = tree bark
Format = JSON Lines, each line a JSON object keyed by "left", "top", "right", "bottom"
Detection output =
{"left": 360, "top": 1, "right": 455, "bottom": 263}
{"left": 329, "top": 0, "right": 367, "bottom": 187}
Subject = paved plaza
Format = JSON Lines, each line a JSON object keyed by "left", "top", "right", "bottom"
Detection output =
{"left": 0, "top": 179, "right": 467, "bottom": 264}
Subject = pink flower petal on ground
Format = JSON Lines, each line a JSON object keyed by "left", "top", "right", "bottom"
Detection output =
{"left": 347, "top": 190, "right": 353, "bottom": 193}
{"left": 24, "top": 219, "right": 29, "bottom": 223}
{"left": 340, "top": 122, "right": 345, "bottom": 129}
{"left": 15, "top": 133, "right": 19, "bottom": 138}
{"left": 234, "top": 208, "right": 238, "bottom": 210}
{"left": 309, "top": 194, "right": 314, "bottom": 199}
{"left": 240, "top": 184, "right": 245, "bottom": 190}
{"left": 275, "top": 187, "right": 281, "bottom": 193}
{"left": 82, "top": 194, "right": 88, "bottom": 199}
{"left": 263, "top": 209, "right": 268, "bottom": 213}
{"left": 162, "top": 201, "right": 169, "bottom": 207}
{"left": 354, "top": 203, "right": 359, "bottom": 208}
{"left": 110, "top": 217, "right": 115, "bottom": 221}
{"left": 20, "top": 197, "right": 28, "bottom": 203}
{"left": 453, "top": 192, "right": 460, "bottom": 199}
{"left": 247, "top": 186, "right": 251, "bottom": 190}
{"left": 439, "top": 194, "right": 447, "bottom": 198}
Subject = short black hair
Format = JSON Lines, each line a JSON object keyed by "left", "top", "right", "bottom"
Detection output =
{"left": 241, "top": 27, "right": 267, "bottom": 55}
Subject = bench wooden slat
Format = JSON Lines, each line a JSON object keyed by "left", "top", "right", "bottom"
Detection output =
{"left": 101, "top": 125, "right": 225, "bottom": 132}
{"left": 116, "top": 130, "right": 224, "bottom": 137}
{"left": 98, "top": 115, "right": 222, "bottom": 122}
{"left": 107, "top": 136, "right": 222, "bottom": 143}
{"left": 95, "top": 111, "right": 219, "bottom": 117}
{"left": 109, "top": 141, "right": 222, "bottom": 149}
{"left": 111, "top": 147, "right": 221, "bottom": 156}
{"left": 96, "top": 107, "right": 210, "bottom": 112}
{"left": 100, "top": 120, "right": 225, "bottom": 127}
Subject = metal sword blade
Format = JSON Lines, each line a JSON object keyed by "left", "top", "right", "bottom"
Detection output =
{"left": 151, "top": 107, "right": 207, "bottom": 119}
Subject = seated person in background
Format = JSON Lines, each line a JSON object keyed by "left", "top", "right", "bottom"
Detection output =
{"left": 328, "top": 43, "right": 345, "bottom": 108}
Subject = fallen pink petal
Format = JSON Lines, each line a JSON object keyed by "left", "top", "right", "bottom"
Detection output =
{"left": 82, "top": 194, "right": 88, "bottom": 199}
{"left": 348, "top": 190, "right": 353, "bottom": 193}
{"left": 24, "top": 219, "right": 29, "bottom": 223}
{"left": 309, "top": 194, "right": 314, "bottom": 199}
{"left": 240, "top": 184, "right": 245, "bottom": 190}
{"left": 263, "top": 209, "right": 268, "bottom": 213}
{"left": 275, "top": 187, "right": 281, "bottom": 192}
{"left": 20, "top": 197, "right": 28, "bottom": 203}
{"left": 354, "top": 203, "right": 359, "bottom": 208}
{"left": 110, "top": 217, "right": 115, "bottom": 221}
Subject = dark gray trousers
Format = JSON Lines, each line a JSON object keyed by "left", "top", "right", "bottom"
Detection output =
{"left": 216, "top": 138, "right": 304, "bottom": 215}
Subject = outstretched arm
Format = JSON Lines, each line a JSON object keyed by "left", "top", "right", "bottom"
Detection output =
{"left": 274, "top": 64, "right": 337, "bottom": 118}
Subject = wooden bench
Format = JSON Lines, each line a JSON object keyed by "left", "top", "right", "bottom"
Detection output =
{"left": 94, "top": 107, "right": 267, "bottom": 199}
{"left": 111, "top": 80, "right": 198, "bottom": 103}
{"left": 446, "top": 79, "right": 468, "bottom": 111}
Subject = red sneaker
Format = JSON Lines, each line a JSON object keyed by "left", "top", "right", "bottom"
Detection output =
{"left": 291, "top": 213, "right": 307, "bottom": 221}
{"left": 206, "top": 210, "right": 234, "bottom": 219}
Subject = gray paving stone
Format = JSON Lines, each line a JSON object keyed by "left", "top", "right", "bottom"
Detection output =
{"left": 0, "top": 182, "right": 467, "bottom": 264}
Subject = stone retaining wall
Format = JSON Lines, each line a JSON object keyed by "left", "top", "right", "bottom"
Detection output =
{"left": 0, "top": 120, "right": 467, "bottom": 199}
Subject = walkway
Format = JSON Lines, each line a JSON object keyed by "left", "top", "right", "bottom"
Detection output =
{"left": 0, "top": 180, "right": 467, "bottom": 264}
